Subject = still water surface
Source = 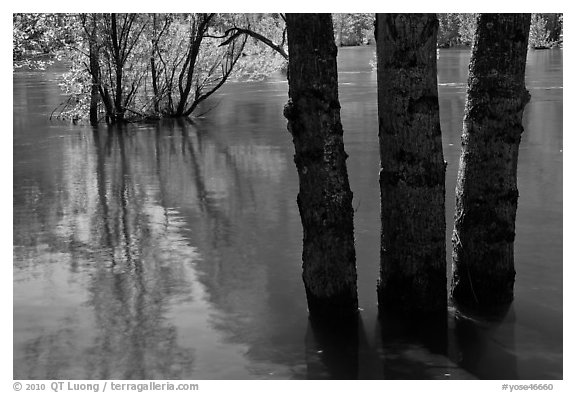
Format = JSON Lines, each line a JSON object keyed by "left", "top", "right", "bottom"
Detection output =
{"left": 13, "top": 47, "right": 562, "bottom": 379}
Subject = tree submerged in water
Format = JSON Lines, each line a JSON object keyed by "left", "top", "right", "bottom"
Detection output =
{"left": 21, "top": 13, "right": 287, "bottom": 124}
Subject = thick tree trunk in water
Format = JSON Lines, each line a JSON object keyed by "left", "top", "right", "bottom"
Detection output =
{"left": 451, "top": 14, "right": 531, "bottom": 308}
{"left": 284, "top": 13, "right": 358, "bottom": 320}
{"left": 375, "top": 14, "right": 447, "bottom": 315}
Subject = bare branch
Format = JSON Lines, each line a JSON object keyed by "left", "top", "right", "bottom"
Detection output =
{"left": 216, "top": 27, "right": 288, "bottom": 60}
{"left": 183, "top": 34, "right": 248, "bottom": 116}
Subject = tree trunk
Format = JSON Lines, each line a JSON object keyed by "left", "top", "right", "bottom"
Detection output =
{"left": 89, "top": 18, "right": 100, "bottom": 127}
{"left": 451, "top": 14, "right": 531, "bottom": 308}
{"left": 375, "top": 14, "right": 447, "bottom": 315}
{"left": 284, "top": 13, "right": 358, "bottom": 321}
{"left": 110, "top": 13, "right": 124, "bottom": 123}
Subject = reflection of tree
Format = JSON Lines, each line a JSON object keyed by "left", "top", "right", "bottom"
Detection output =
{"left": 84, "top": 130, "right": 197, "bottom": 379}
{"left": 154, "top": 119, "right": 307, "bottom": 375}
{"left": 15, "top": 128, "right": 200, "bottom": 379}
{"left": 15, "top": 110, "right": 307, "bottom": 378}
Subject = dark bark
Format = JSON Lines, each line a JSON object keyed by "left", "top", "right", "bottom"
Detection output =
{"left": 174, "top": 14, "right": 214, "bottom": 117}
{"left": 151, "top": 55, "right": 159, "bottom": 113}
{"left": 284, "top": 13, "right": 358, "bottom": 321}
{"left": 101, "top": 13, "right": 146, "bottom": 123}
{"left": 182, "top": 35, "right": 247, "bottom": 117}
{"left": 88, "top": 16, "right": 100, "bottom": 126}
{"left": 375, "top": 14, "right": 447, "bottom": 315}
{"left": 217, "top": 27, "right": 288, "bottom": 60}
{"left": 451, "top": 14, "right": 531, "bottom": 308}
{"left": 110, "top": 14, "right": 124, "bottom": 123}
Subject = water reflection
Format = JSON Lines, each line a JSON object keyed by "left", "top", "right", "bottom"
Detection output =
{"left": 14, "top": 97, "right": 309, "bottom": 378}
{"left": 305, "top": 317, "right": 361, "bottom": 379}
{"left": 448, "top": 304, "right": 518, "bottom": 380}
{"left": 375, "top": 312, "right": 451, "bottom": 379}
{"left": 13, "top": 47, "right": 562, "bottom": 379}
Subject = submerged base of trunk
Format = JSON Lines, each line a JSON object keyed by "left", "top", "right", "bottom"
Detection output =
{"left": 377, "top": 269, "right": 447, "bottom": 316}
{"left": 305, "top": 286, "right": 359, "bottom": 322}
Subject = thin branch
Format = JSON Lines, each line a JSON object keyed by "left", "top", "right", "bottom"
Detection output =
{"left": 183, "top": 34, "right": 247, "bottom": 116}
{"left": 214, "top": 27, "right": 288, "bottom": 60}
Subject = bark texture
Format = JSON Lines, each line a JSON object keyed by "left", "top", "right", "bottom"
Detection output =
{"left": 89, "top": 24, "right": 100, "bottom": 127}
{"left": 451, "top": 14, "right": 531, "bottom": 308}
{"left": 375, "top": 14, "right": 447, "bottom": 315}
{"left": 284, "top": 13, "right": 358, "bottom": 320}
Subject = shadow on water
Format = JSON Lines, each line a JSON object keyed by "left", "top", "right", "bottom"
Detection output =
{"left": 304, "top": 316, "right": 362, "bottom": 379}
{"left": 375, "top": 310, "right": 452, "bottom": 379}
{"left": 371, "top": 305, "right": 518, "bottom": 380}
{"left": 302, "top": 306, "right": 515, "bottom": 380}
{"left": 448, "top": 303, "right": 518, "bottom": 380}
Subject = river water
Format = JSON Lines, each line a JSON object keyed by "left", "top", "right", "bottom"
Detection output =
{"left": 13, "top": 47, "right": 562, "bottom": 379}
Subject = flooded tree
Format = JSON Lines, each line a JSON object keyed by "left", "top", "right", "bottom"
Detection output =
{"left": 82, "top": 14, "right": 101, "bottom": 127}
{"left": 50, "top": 13, "right": 285, "bottom": 123}
{"left": 451, "top": 14, "right": 531, "bottom": 308}
{"left": 375, "top": 14, "right": 447, "bottom": 315}
{"left": 284, "top": 13, "right": 358, "bottom": 321}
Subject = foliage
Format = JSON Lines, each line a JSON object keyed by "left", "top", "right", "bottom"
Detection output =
{"left": 13, "top": 13, "right": 77, "bottom": 70}
{"left": 437, "top": 13, "right": 476, "bottom": 47}
{"left": 333, "top": 14, "right": 374, "bottom": 46}
{"left": 26, "top": 13, "right": 287, "bottom": 123}
{"left": 55, "top": 54, "right": 92, "bottom": 121}
{"left": 557, "top": 14, "right": 563, "bottom": 44}
{"left": 530, "top": 14, "right": 551, "bottom": 48}
{"left": 438, "top": 13, "right": 563, "bottom": 49}
{"left": 227, "top": 14, "right": 287, "bottom": 81}
{"left": 457, "top": 14, "right": 477, "bottom": 46}
{"left": 437, "top": 14, "right": 461, "bottom": 47}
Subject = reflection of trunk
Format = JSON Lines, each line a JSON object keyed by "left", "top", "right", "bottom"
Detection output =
{"left": 305, "top": 317, "right": 359, "bottom": 379}
{"left": 117, "top": 131, "right": 132, "bottom": 263}
{"left": 375, "top": 14, "right": 446, "bottom": 315}
{"left": 284, "top": 14, "right": 358, "bottom": 320}
{"left": 451, "top": 14, "right": 531, "bottom": 308}
{"left": 176, "top": 120, "right": 232, "bottom": 248}
{"left": 127, "top": 243, "right": 146, "bottom": 379}
{"left": 93, "top": 130, "right": 115, "bottom": 263}
{"left": 378, "top": 311, "right": 448, "bottom": 378}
